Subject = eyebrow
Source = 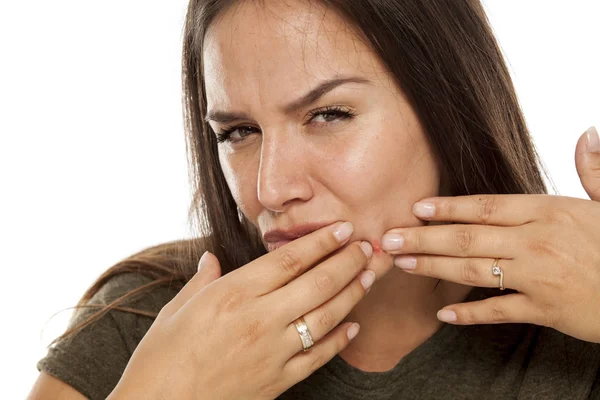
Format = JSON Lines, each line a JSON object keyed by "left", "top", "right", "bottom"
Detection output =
{"left": 204, "top": 76, "right": 371, "bottom": 124}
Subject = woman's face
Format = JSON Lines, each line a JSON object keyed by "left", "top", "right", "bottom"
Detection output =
{"left": 203, "top": 0, "right": 441, "bottom": 252}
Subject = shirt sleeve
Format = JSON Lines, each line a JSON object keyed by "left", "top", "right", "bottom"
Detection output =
{"left": 36, "top": 272, "right": 176, "bottom": 400}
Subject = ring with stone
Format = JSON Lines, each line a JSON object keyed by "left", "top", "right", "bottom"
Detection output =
{"left": 491, "top": 258, "right": 504, "bottom": 290}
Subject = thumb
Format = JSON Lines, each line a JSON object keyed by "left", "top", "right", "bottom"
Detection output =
{"left": 161, "top": 251, "right": 223, "bottom": 314}
{"left": 575, "top": 126, "right": 600, "bottom": 201}
{"left": 197, "top": 250, "right": 222, "bottom": 278}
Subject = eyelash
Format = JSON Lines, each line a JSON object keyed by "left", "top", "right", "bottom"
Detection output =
{"left": 215, "top": 105, "right": 356, "bottom": 144}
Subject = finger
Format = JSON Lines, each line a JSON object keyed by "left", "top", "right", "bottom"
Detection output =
{"left": 437, "top": 293, "right": 537, "bottom": 325}
{"left": 410, "top": 194, "right": 548, "bottom": 226}
{"left": 281, "top": 267, "right": 373, "bottom": 358}
{"left": 393, "top": 255, "right": 522, "bottom": 292}
{"left": 575, "top": 126, "right": 600, "bottom": 201}
{"left": 161, "top": 251, "right": 222, "bottom": 315}
{"left": 282, "top": 321, "right": 359, "bottom": 388}
{"left": 381, "top": 224, "right": 517, "bottom": 258}
{"left": 273, "top": 241, "right": 372, "bottom": 322}
{"left": 239, "top": 221, "right": 355, "bottom": 295}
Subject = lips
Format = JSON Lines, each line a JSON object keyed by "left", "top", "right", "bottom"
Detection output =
{"left": 263, "top": 221, "right": 334, "bottom": 251}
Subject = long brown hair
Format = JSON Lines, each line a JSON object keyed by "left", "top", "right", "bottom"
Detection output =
{"left": 50, "top": 0, "right": 554, "bottom": 346}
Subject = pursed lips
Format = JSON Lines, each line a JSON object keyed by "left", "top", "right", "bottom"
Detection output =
{"left": 262, "top": 221, "right": 336, "bottom": 252}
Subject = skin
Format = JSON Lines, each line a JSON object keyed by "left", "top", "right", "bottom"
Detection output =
{"left": 380, "top": 127, "right": 600, "bottom": 344}
{"left": 203, "top": 0, "right": 473, "bottom": 371}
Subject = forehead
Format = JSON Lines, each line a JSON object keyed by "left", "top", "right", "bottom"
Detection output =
{"left": 202, "top": 0, "right": 389, "bottom": 111}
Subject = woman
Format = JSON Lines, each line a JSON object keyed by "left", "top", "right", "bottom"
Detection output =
{"left": 28, "top": 0, "right": 600, "bottom": 399}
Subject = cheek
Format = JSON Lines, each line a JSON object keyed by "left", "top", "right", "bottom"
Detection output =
{"left": 218, "top": 150, "right": 261, "bottom": 219}
{"left": 318, "top": 122, "right": 439, "bottom": 214}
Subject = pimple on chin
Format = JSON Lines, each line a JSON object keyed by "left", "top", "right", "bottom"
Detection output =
{"left": 372, "top": 239, "right": 382, "bottom": 254}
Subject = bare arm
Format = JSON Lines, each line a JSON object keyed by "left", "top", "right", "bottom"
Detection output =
{"left": 26, "top": 372, "right": 88, "bottom": 400}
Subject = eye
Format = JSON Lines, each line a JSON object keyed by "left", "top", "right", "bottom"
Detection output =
{"left": 215, "top": 125, "right": 259, "bottom": 144}
{"left": 215, "top": 105, "right": 356, "bottom": 145}
{"left": 306, "top": 105, "right": 355, "bottom": 125}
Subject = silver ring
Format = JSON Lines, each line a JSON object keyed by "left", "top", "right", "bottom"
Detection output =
{"left": 294, "top": 317, "right": 314, "bottom": 352}
{"left": 491, "top": 258, "right": 504, "bottom": 290}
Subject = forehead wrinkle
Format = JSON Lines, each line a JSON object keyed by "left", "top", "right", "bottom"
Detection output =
{"left": 223, "top": 2, "right": 313, "bottom": 115}
{"left": 204, "top": 0, "right": 391, "bottom": 119}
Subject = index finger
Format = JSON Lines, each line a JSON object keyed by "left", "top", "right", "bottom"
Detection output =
{"left": 411, "top": 194, "right": 547, "bottom": 226}
{"left": 238, "top": 221, "right": 355, "bottom": 295}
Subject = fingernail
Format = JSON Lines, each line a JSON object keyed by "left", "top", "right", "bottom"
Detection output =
{"left": 347, "top": 323, "right": 360, "bottom": 340}
{"left": 394, "top": 256, "right": 416, "bottom": 270}
{"left": 413, "top": 202, "right": 435, "bottom": 218}
{"left": 437, "top": 309, "right": 457, "bottom": 323}
{"left": 359, "top": 241, "right": 373, "bottom": 258}
{"left": 333, "top": 222, "right": 354, "bottom": 242}
{"left": 586, "top": 126, "right": 600, "bottom": 153}
{"left": 360, "top": 270, "right": 376, "bottom": 290}
{"left": 198, "top": 251, "right": 209, "bottom": 272}
{"left": 381, "top": 233, "right": 404, "bottom": 251}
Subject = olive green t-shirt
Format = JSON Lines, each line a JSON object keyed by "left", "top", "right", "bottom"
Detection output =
{"left": 37, "top": 272, "right": 600, "bottom": 399}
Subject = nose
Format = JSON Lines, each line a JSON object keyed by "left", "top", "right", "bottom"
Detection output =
{"left": 257, "top": 132, "right": 313, "bottom": 212}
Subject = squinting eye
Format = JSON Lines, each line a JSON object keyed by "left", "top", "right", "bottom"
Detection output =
{"left": 311, "top": 111, "right": 343, "bottom": 123}
{"left": 306, "top": 106, "right": 356, "bottom": 125}
{"left": 215, "top": 126, "right": 259, "bottom": 144}
{"left": 215, "top": 105, "right": 356, "bottom": 145}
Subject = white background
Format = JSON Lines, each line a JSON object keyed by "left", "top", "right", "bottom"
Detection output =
{"left": 1, "top": 1, "right": 598, "bottom": 398}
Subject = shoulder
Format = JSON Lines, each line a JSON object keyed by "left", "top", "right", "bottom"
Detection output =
{"left": 35, "top": 236, "right": 211, "bottom": 400}
{"left": 68, "top": 271, "right": 181, "bottom": 352}
{"left": 87, "top": 272, "right": 179, "bottom": 314}
{"left": 37, "top": 271, "right": 180, "bottom": 400}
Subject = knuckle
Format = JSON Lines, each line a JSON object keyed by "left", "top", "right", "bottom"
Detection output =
{"left": 439, "top": 200, "right": 457, "bottom": 219}
{"left": 239, "top": 317, "right": 265, "bottom": 346}
{"left": 490, "top": 305, "right": 506, "bottom": 323}
{"left": 542, "top": 207, "right": 576, "bottom": 225}
{"left": 315, "top": 235, "right": 335, "bottom": 255}
{"left": 465, "top": 308, "right": 477, "bottom": 324}
{"left": 526, "top": 237, "right": 555, "bottom": 257}
{"left": 460, "top": 258, "right": 479, "bottom": 284}
{"left": 476, "top": 196, "right": 498, "bottom": 224}
{"left": 532, "top": 272, "right": 562, "bottom": 293}
{"left": 316, "top": 308, "right": 336, "bottom": 329}
{"left": 453, "top": 229, "right": 473, "bottom": 254}
{"left": 278, "top": 249, "right": 304, "bottom": 276}
{"left": 215, "top": 288, "right": 246, "bottom": 314}
{"left": 421, "top": 257, "right": 434, "bottom": 277}
{"left": 411, "top": 231, "right": 424, "bottom": 252}
{"left": 314, "top": 273, "right": 335, "bottom": 295}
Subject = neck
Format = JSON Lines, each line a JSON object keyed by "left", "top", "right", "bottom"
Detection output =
{"left": 340, "top": 257, "right": 473, "bottom": 372}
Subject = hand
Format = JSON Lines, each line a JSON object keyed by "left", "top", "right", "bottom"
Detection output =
{"left": 380, "top": 126, "right": 600, "bottom": 344}
{"left": 108, "top": 222, "right": 375, "bottom": 400}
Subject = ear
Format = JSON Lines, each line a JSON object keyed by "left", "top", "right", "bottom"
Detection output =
{"left": 575, "top": 126, "right": 600, "bottom": 201}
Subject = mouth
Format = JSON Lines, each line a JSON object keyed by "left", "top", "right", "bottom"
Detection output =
{"left": 263, "top": 221, "right": 336, "bottom": 252}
